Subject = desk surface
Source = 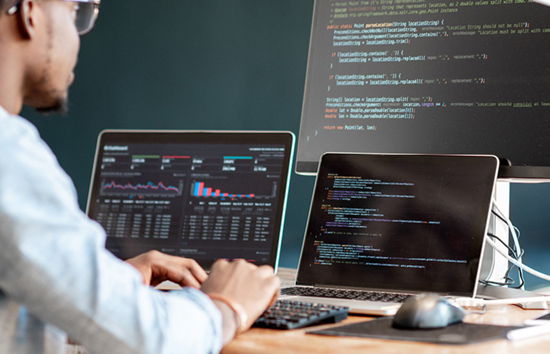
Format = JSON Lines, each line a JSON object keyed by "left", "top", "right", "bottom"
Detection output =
{"left": 221, "top": 268, "right": 550, "bottom": 354}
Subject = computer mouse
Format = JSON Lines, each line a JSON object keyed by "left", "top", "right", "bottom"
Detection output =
{"left": 392, "top": 294, "right": 466, "bottom": 329}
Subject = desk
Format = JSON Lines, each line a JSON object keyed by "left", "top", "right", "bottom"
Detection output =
{"left": 221, "top": 268, "right": 550, "bottom": 354}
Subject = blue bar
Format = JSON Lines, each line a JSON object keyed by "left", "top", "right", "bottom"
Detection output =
{"left": 194, "top": 182, "right": 201, "bottom": 196}
{"left": 223, "top": 156, "right": 253, "bottom": 160}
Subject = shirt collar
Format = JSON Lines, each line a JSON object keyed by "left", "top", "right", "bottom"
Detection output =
{"left": 0, "top": 105, "right": 9, "bottom": 117}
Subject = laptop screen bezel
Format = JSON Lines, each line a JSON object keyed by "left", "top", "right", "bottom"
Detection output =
{"left": 86, "top": 130, "right": 295, "bottom": 271}
{"left": 295, "top": 153, "right": 498, "bottom": 298}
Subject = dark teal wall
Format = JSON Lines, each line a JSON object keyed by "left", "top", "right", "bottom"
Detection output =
{"left": 510, "top": 185, "right": 550, "bottom": 290}
{"left": 23, "top": 0, "right": 316, "bottom": 269}
{"left": 22, "top": 0, "right": 550, "bottom": 288}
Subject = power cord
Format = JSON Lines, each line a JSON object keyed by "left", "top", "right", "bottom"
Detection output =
{"left": 454, "top": 296, "right": 550, "bottom": 308}
{"left": 482, "top": 202, "right": 525, "bottom": 288}
{"left": 485, "top": 200, "right": 550, "bottom": 283}
{"left": 484, "top": 231, "right": 525, "bottom": 288}
{"left": 486, "top": 237, "right": 550, "bottom": 282}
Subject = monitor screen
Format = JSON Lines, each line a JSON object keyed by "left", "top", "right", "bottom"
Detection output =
{"left": 296, "top": 0, "right": 550, "bottom": 178}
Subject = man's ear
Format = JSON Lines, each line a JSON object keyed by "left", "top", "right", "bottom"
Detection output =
{"left": 17, "top": 0, "right": 37, "bottom": 39}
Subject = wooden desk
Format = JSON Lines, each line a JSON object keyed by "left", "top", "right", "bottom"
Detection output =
{"left": 221, "top": 268, "right": 550, "bottom": 354}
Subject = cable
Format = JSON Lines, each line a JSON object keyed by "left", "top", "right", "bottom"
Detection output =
{"left": 486, "top": 237, "right": 550, "bottom": 282}
{"left": 492, "top": 202, "right": 522, "bottom": 263}
{"left": 487, "top": 232, "right": 517, "bottom": 258}
{"left": 479, "top": 278, "right": 515, "bottom": 287}
{"left": 480, "top": 233, "right": 517, "bottom": 287}
{"left": 488, "top": 202, "right": 525, "bottom": 288}
{"left": 454, "top": 296, "right": 550, "bottom": 308}
{"left": 465, "top": 306, "right": 486, "bottom": 316}
{"left": 483, "top": 239, "right": 524, "bottom": 288}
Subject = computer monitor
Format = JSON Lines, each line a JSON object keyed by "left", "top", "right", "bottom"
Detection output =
{"left": 296, "top": 0, "right": 550, "bottom": 179}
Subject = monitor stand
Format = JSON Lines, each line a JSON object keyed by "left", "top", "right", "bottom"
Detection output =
{"left": 478, "top": 181, "right": 548, "bottom": 309}
{"left": 477, "top": 283, "right": 548, "bottom": 309}
{"left": 479, "top": 181, "right": 510, "bottom": 285}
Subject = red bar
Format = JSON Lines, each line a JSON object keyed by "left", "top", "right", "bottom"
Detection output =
{"left": 249, "top": 194, "right": 255, "bottom": 197}
{"left": 206, "top": 188, "right": 212, "bottom": 196}
{"left": 223, "top": 193, "right": 229, "bottom": 197}
{"left": 215, "top": 189, "right": 221, "bottom": 197}
{"left": 198, "top": 182, "right": 204, "bottom": 196}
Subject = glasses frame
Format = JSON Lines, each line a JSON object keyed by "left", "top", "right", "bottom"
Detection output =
{"left": 6, "top": 0, "right": 101, "bottom": 35}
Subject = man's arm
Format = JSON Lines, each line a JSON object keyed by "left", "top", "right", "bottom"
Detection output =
{"left": 125, "top": 251, "right": 280, "bottom": 346}
{"left": 202, "top": 260, "right": 280, "bottom": 345}
{"left": 0, "top": 118, "right": 223, "bottom": 353}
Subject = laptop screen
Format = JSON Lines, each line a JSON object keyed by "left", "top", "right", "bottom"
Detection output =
{"left": 86, "top": 130, "right": 295, "bottom": 270}
{"left": 296, "top": 153, "right": 498, "bottom": 297}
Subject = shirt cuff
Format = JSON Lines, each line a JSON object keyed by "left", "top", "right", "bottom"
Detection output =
{"left": 170, "top": 287, "right": 223, "bottom": 353}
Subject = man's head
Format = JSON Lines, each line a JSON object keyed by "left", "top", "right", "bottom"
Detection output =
{"left": 0, "top": 0, "right": 99, "bottom": 115}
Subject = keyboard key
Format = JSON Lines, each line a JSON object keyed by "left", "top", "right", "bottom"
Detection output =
{"left": 281, "top": 287, "right": 412, "bottom": 303}
{"left": 252, "top": 300, "right": 349, "bottom": 330}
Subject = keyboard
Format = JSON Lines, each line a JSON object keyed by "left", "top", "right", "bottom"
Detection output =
{"left": 253, "top": 300, "right": 349, "bottom": 330}
{"left": 281, "top": 286, "right": 412, "bottom": 303}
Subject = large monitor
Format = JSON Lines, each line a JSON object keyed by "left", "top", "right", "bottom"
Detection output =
{"left": 296, "top": 0, "right": 550, "bottom": 178}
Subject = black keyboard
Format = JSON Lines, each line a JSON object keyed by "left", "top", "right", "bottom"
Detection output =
{"left": 253, "top": 300, "right": 349, "bottom": 330}
{"left": 281, "top": 287, "right": 412, "bottom": 303}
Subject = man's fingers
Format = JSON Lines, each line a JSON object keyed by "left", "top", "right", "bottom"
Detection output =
{"left": 177, "top": 269, "right": 202, "bottom": 288}
{"left": 159, "top": 257, "right": 208, "bottom": 288}
{"left": 173, "top": 258, "right": 208, "bottom": 286}
{"left": 257, "top": 264, "right": 275, "bottom": 277}
{"left": 269, "top": 288, "right": 280, "bottom": 307}
{"left": 186, "top": 260, "right": 208, "bottom": 283}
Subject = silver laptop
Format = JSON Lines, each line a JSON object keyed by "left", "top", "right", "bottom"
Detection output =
{"left": 281, "top": 153, "right": 499, "bottom": 315}
{"left": 86, "top": 130, "right": 295, "bottom": 272}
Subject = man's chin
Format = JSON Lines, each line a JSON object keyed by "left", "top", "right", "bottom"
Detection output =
{"left": 35, "top": 97, "right": 69, "bottom": 116}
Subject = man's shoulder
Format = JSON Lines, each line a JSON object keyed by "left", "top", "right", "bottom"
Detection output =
{"left": 0, "top": 108, "right": 58, "bottom": 172}
{"left": 0, "top": 109, "right": 39, "bottom": 137}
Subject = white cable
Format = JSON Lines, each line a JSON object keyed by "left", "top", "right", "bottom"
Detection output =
{"left": 484, "top": 201, "right": 520, "bottom": 285}
{"left": 454, "top": 296, "right": 550, "bottom": 308}
{"left": 486, "top": 237, "right": 550, "bottom": 282}
{"left": 493, "top": 202, "right": 520, "bottom": 257}
{"left": 492, "top": 201, "right": 522, "bottom": 263}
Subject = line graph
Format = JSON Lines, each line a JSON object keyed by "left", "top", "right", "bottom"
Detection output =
{"left": 101, "top": 179, "right": 183, "bottom": 196}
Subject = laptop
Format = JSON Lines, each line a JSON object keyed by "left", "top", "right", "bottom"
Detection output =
{"left": 86, "top": 130, "right": 295, "bottom": 271}
{"left": 281, "top": 153, "right": 499, "bottom": 315}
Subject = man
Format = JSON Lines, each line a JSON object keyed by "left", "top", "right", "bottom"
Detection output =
{"left": 0, "top": 0, "right": 280, "bottom": 353}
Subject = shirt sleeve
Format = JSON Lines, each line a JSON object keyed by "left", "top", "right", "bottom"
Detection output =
{"left": 0, "top": 115, "right": 223, "bottom": 354}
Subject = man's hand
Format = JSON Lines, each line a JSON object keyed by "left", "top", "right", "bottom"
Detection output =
{"left": 125, "top": 250, "right": 208, "bottom": 288}
{"left": 201, "top": 259, "right": 280, "bottom": 345}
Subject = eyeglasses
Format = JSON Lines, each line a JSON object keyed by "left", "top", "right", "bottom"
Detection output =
{"left": 6, "top": 0, "right": 101, "bottom": 35}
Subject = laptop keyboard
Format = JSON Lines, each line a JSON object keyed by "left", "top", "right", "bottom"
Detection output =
{"left": 281, "top": 287, "right": 412, "bottom": 303}
{"left": 253, "top": 300, "right": 349, "bottom": 329}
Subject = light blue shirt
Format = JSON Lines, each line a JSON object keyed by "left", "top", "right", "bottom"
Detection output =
{"left": 0, "top": 106, "right": 222, "bottom": 354}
